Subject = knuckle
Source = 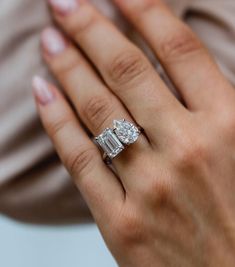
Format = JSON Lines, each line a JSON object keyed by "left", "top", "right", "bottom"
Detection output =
{"left": 144, "top": 177, "right": 173, "bottom": 205}
{"left": 114, "top": 212, "right": 144, "bottom": 245}
{"left": 82, "top": 96, "right": 114, "bottom": 133}
{"left": 48, "top": 45, "right": 80, "bottom": 77}
{"left": 54, "top": 56, "right": 80, "bottom": 80}
{"left": 159, "top": 26, "right": 202, "bottom": 61}
{"left": 47, "top": 116, "right": 71, "bottom": 138}
{"left": 173, "top": 138, "right": 209, "bottom": 170}
{"left": 66, "top": 5, "right": 97, "bottom": 37}
{"left": 107, "top": 50, "right": 149, "bottom": 86}
{"left": 65, "top": 147, "right": 97, "bottom": 177}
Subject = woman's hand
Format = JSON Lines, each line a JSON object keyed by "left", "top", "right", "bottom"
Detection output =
{"left": 33, "top": 0, "right": 235, "bottom": 266}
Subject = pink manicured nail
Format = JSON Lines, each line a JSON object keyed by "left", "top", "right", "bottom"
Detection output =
{"left": 32, "top": 76, "right": 55, "bottom": 105}
{"left": 49, "top": 0, "right": 79, "bottom": 14}
{"left": 41, "top": 28, "right": 67, "bottom": 55}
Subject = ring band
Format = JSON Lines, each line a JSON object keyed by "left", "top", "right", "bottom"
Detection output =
{"left": 95, "top": 119, "right": 142, "bottom": 163}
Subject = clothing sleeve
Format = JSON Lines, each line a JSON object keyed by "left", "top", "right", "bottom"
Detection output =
{"left": 182, "top": 0, "right": 235, "bottom": 85}
{"left": 0, "top": 0, "right": 91, "bottom": 224}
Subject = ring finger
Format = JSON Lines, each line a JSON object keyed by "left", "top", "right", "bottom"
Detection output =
{"left": 41, "top": 27, "right": 150, "bottom": 189}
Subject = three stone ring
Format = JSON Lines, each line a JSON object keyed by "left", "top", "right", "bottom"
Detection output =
{"left": 95, "top": 119, "right": 142, "bottom": 163}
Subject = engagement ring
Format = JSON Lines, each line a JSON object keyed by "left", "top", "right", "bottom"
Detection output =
{"left": 95, "top": 119, "right": 142, "bottom": 163}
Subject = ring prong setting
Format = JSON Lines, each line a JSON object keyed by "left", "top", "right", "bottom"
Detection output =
{"left": 113, "top": 119, "right": 140, "bottom": 145}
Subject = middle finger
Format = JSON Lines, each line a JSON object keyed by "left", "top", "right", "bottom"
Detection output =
{"left": 48, "top": 0, "right": 186, "bottom": 144}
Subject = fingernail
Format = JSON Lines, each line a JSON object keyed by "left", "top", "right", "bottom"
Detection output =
{"left": 49, "top": 0, "right": 79, "bottom": 14}
{"left": 41, "top": 28, "right": 67, "bottom": 55}
{"left": 32, "top": 76, "right": 55, "bottom": 105}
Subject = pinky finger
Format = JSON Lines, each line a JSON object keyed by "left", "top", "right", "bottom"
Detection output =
{"left": 32, "top": 76, "right": 124, "bottom": 224}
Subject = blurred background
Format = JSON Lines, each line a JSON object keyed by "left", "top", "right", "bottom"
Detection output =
{"left": 0, "top": 216, "right": 117, "bottom": 267}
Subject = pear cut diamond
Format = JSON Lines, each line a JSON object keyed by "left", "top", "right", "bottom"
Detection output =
{"left": 114, "top": 119, "right": 140, "bottom": 145}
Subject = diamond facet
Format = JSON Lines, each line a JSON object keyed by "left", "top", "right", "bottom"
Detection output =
{"left": 114, "top": 119, "right": 140, "bottom": 145}
{"left": 96, "top": 128, "right": 124, "bottom": 159}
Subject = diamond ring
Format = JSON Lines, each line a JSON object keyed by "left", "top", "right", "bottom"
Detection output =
{"left": 95, "top": 119, "right": 142, "bottom": 163}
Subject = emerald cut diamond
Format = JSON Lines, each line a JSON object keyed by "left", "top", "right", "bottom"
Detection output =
{"left": 96, "top": 128, "right": 124, "bottom": 159}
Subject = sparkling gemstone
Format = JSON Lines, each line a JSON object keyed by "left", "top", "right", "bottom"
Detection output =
{"left": 96, "top": 128, "right": 124, "bottom": 159}
{"left": 114, "top": 120, "right": 140, "bottom": 145}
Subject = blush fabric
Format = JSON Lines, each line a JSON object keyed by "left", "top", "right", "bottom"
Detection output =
{"left": 0, "top": 0, "right": 235, "bottom": 224}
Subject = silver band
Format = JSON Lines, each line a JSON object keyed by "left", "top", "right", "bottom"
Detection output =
{"left": 95, "top": 119, "right": 142, "bottom": 163}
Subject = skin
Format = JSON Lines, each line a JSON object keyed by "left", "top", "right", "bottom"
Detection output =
{"left": 34, "top": 0, "right": 235, "bottom": 266}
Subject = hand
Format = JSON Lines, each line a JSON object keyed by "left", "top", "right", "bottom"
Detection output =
{"left": 33, "top": 0, "right": 235, "bottom": 266}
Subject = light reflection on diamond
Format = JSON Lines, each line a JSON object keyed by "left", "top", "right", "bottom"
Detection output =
{"left": 114, "top": 120, "right": 140, "bottom": 145}
{"left": 96, "top": 128, "right": 124, "bottom": 159}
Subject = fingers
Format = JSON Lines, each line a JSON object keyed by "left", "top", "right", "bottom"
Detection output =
{"left": 32, "top": 76, "right": 124, "bottom": 224}
{"left": 47, "top": 0, "right": 184, "bottom": 139}
{"left": 41, "top": 28, "right": 133, "bottom": 137}
{"left": 113, "top": 0, "right": 235, "bottom": 111}
{"left": 40, "top": 28, "right": 150, "bottom": 189}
